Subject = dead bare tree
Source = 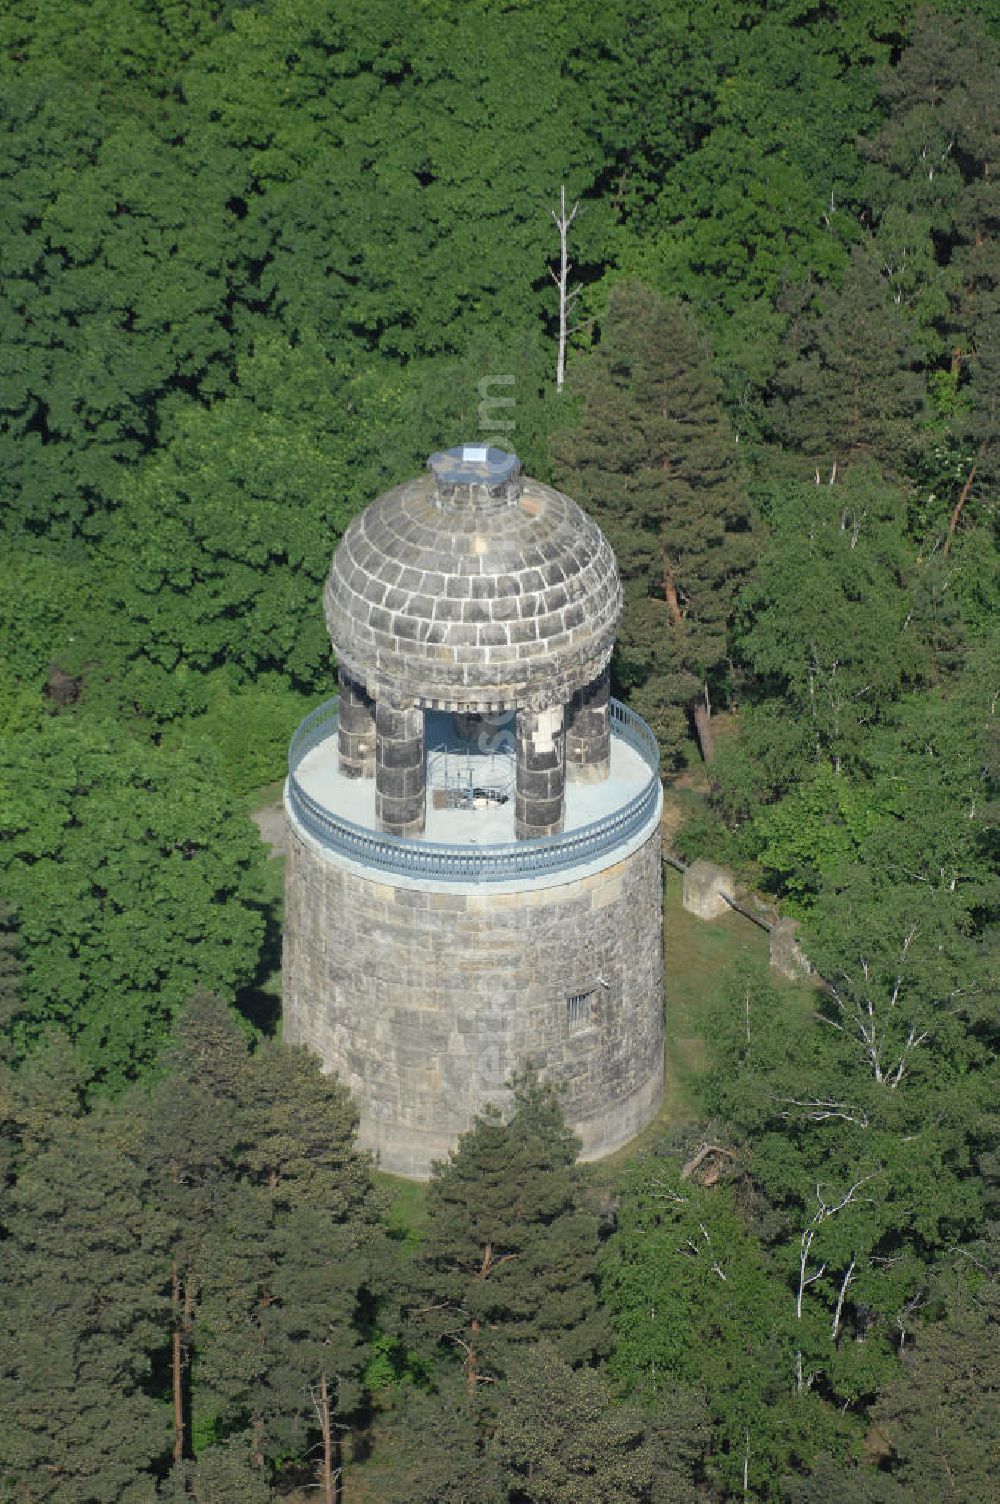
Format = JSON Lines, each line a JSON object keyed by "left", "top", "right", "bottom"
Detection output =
{"left": 550, "top": 185, "right": 580, "bottom": 391}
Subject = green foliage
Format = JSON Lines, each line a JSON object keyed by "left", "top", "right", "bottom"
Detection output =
{"left": 0, "top": 1029, "right": 90, "bottom": 1165}
{"left": 750, "top": 765, "right": 894, "bottom": 907}
{"left": 1, "top": 4, "right": 997, "bottom": 1492}
{"left": 0, "top": 0, "right": 227, "bottom": 106}
{"left": 159, "top": 1437, "right": 277, "bottom": 1504}
{"left": 100, "top": 335, "right": 354, "bottom": 698}
{"left": 785, "top": 1248, "right": 1000, "bottom": 1502}
{"left": 493, "top": 1341, "right": 655, "bottom": 1504}
{"left": 864, "top": 6, "right": 1000, "bottom": 366}
{"left": 769, "top": 245, "right": 926, "bottom": 478}
{"left": 407, "top": 1069, "right": 608, "bottom": 1379}
{"left": 0, "top": 904, "right": 24, "bottom": 1052}
{"left": 367, "top": 1375, "right": 507, "bottom": 1504}
{"left": 612, "top": 1, "right": 898, "bottom": 404}
{"left": 0, "top": 1102, "right": 170, "bottom": 1501}
{"left": 862, "top": 1250, "right": 1000, "bottom": 1502}
{"left": 0, "top": 549, "right": 91, "bottom": 695}
{"left": 0, "top": 69, "right": 243, "bottom": 541}
{"left": 0, "top": 719, "right": 266, "bottom": 1086}
{"left": 551, "top": 282, "right": 754, "bottom": 759}
{"left": 701, "top": 961, "right": 989, "bottom": 1424}
{"left": 137, "top": 996, "right": 384, "bottom": 1479}
{"left": 162, "top": 679, "right": 312, "bottom": 797}
{"left": 602, "top": 1149, "right": 847, "bottom": 1500}
{"left": 727, "top": 467, "right": 925, "bottom": 790}
{"left": 0, "top": 996, "right": 385, "bottom": 1499}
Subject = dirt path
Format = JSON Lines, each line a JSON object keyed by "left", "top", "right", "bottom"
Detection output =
{"left": 251, "top": 798, "right": 287, "bottom": 857}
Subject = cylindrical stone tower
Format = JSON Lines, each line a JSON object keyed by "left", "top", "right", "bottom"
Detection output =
{"left": 283, "top": 446, "right": 664, "bottom": 1177}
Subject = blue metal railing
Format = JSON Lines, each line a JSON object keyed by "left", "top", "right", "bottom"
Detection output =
{"left": 286, "top": 697, "right": 660, "bottom": 883}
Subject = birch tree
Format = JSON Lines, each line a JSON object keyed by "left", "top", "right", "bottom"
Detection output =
{"left": 793, "top": 1172, "right": 882, "bottom": 1394}
{"left": 702, "top": 960, "right": 989, "bottom": 1414}
{"left": 601, "top": 1151, "right": 845, "bottom": 1500}
{"left": 730, "top": 466, "right": 922, "bottom": 787}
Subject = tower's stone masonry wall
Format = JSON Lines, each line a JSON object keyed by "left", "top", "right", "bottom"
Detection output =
{"left": 283, "top": 826, "right": 665, "bottom": 1178}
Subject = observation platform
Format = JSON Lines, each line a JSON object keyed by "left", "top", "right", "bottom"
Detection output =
{"left": 285, "top": 696, "right": 661, "bottom": 891}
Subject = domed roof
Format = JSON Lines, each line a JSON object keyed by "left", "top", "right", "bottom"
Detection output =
{"left": 324, "top": 449, "right": 621, "bottom": 713}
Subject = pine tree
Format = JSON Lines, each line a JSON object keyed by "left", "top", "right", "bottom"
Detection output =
{"left": 865, "top": 6, "right": 1000, "bottom": 372}
{"left": 158, "top": 1435, "right": 276, "bottom": 1503}
{"left": 492, "top": 1341, "right": 655, "bottom": 1504}
{"left": 369, "top": 1375, "right": 507, "bottom": 1504}
{"left": 237, "top": 1038, "right": 376, "bottom": 1222}
{"left": 407, "top": 1070, "right": 608, "bottom": 1386}
{"left": 770, "top": 244, "right": 925, "bottom": 480}
{"left": 134, "top": 1000, "right": 387, "bottom": 1489}
{"left": 551, "top": 282, "right": 753, "bottom": 763}
{"left": 198, "top": 1042, "right": 384, "bottom": 1497}
{"left": 0, "top": 1101, "right": 169, "bottom": 1502}
{"left": 138, "top": 993, "right": 251, "bottom": 1466}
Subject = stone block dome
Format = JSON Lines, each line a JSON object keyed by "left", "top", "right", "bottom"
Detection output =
{"left": 324, "top": 446, "right": 622, "bottom": 713}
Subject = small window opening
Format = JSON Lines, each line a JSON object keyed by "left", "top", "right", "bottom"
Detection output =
{"left": 567, "top": 992, "right": 592, "bottom": 1028}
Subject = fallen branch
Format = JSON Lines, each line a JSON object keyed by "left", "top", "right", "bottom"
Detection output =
{"left": 680, "top": 1143, "right": 738, "bottom": 1182}
{"left": 943, "top": 443, "right": 985, "bottom": 556}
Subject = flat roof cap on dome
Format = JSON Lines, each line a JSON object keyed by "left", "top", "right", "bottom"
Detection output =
{"left": 427, "top": 445, "right": 521, "bottom": 487}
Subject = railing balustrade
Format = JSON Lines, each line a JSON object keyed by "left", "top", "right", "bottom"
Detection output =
{"left": 286, "top": 696, "right": 660, "bottom": 883}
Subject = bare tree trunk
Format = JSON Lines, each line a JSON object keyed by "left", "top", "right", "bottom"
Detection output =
{"left": 943, "top": 443, "right": 984, "bottom": 555}
{"left": 171, "top": 1268, "right": 195, "bottom": 1462}
{"left": 171, "top": 1264, "right": 184, "bottom": 1463}
{"left": 831, "top": 1258, "right": 857, "bottom": 1343}
{"left": 467, "top": 1318, "right": 480, "bottom": 1392}
{"left": 319, "top": 1373, "right": 335, "bottom": 1504}
{"left": 550, "top": 186, "right": 579, "bottom": 391}
{"left": 679, "top": 1143, "right": 737, "bottom": 1181}
{"left": 662, "top": 560, "right": 716, "bottom": 764}
{"left": 693, "top": 699, "right": 715, "bottom": 765}
{"left": 662, "top": 566, "right": 683, "bottom": 627}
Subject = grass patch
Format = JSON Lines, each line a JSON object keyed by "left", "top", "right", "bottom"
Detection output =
{"left": 376, "top": 1171, "right": 430, "bottom": 1247}
{"left": 661, "top": 867, "right": 768, "bottom": 1120}
{"left": 243, "top": 776, "right": 286, "bottom": 815}
{"left": 593, "top": 868, "right": 819, "bottom": 1181}
{"left": 236, "top": 782, "right": 287, "bottom": 1038}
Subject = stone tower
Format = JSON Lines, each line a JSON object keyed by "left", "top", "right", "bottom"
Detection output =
{"left": 282, "top": 446, "right": 663, "bottom": 1177}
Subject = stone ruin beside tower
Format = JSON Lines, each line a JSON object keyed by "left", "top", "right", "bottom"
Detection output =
{"left": 282, "top": 445, "right": 664, "bottom": 1177}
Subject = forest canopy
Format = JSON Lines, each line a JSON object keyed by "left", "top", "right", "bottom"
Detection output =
{"left": 1, "top": 1, "right": 996, "bottom": 1500}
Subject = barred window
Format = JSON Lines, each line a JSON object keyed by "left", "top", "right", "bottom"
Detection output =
{"left": 567, "top": 992, "right": 592, "bottom": 1028}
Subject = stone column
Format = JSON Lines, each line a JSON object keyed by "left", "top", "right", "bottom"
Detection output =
{"left": 375, "top": 700, "right": 425, "bottom": 837}
{"left": 338, "top": 670, "right": 376, "bottom": 778}
{"left": 565, "top": 667, "right": 611, "bottom": 782}
{"left": 515, "top": 705, "right": 565, "bottom": 838}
